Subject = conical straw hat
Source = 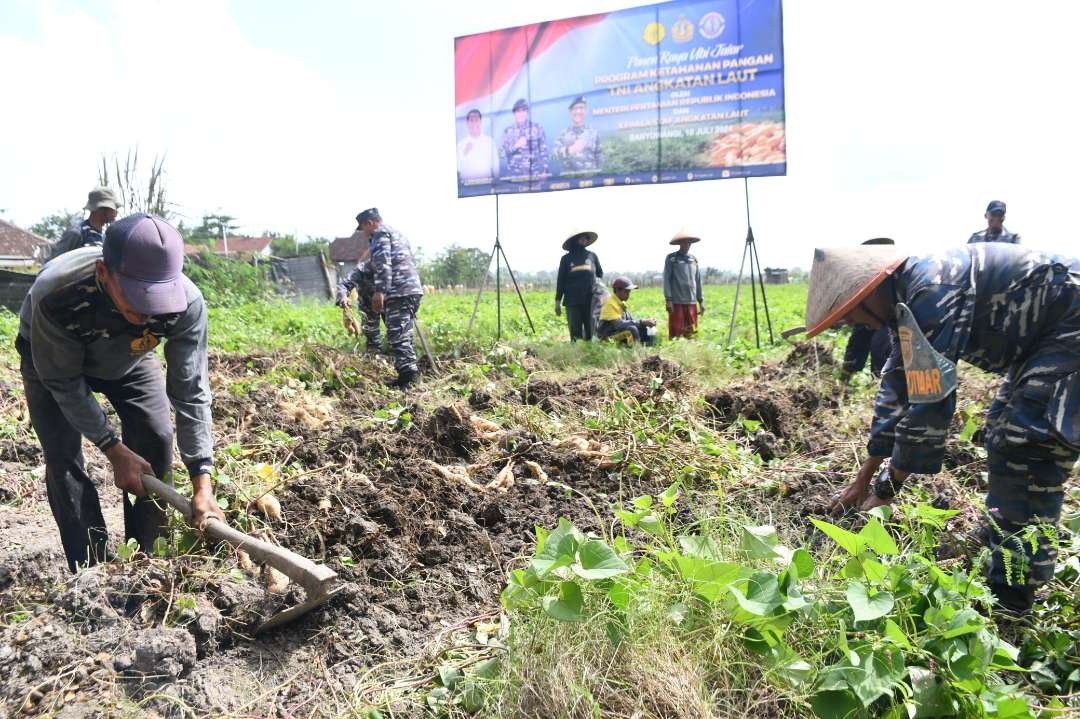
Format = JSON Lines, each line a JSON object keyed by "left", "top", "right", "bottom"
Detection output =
{"left": 805, "top": 246, "right": 905, "bottom": 338}
{"left": 563, "top": 230, "right": 598, "bottom": 251}
{"left": 670, "top": 229, "right": 701, "bottom": 245}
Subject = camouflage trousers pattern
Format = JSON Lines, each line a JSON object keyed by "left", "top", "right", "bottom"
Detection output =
{"left": 356, "top": 293, "right": 383, "bottom": 348}
{"left": 983, "top": 368, "right": 1079, "bottom": 606}
{"left": 385, "top": 294, "right": 421, "bottom": 373}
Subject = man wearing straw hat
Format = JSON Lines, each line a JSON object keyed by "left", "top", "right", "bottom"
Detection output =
{"left": 555, "top": 230, "right": 603, "bottom": 341}
{"left": 663, "top": 231, "right": 705, "bottom": 339}
{"left": 46, "top": 186, "right": 121, "bottom": 261}
{"left": 839, "top": 238, "right": 894, "bottom": 381}
{"left": 806, "top": 242, "right": 1080, "bottom": 612}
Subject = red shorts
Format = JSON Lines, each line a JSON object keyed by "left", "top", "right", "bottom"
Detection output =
{"left": 668, "top": 304, "right": 699, "bottom": 339}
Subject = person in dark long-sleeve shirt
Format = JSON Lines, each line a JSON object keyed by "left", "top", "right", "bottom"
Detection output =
{"left": 555, "top": 230, "right": 603, "bottom": 341}
{"left": 806, "top": 242, "right": 1080, "bottom": 612}
{"left": 19, "top": 214, "right": 224, "bottom": 572}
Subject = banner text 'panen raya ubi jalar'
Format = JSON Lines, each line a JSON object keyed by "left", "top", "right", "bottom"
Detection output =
{"left": 454, "top": 0, "right": 785, "bottom": 197}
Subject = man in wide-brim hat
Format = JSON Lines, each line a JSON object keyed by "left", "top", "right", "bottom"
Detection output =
{"left": 663, "top": 230, "right": 705, "bottom": 340}
{"left": 555, "top": 230, "right": 603, "bottom": 341}
{"left": 806, "top": 241, "right": 1080, "bottom": 613}
{"left": 46, "top": 186, "right": 121, "bottom": 261}
{"left": 840, "top": 238, "right": 895, "bottom": 381}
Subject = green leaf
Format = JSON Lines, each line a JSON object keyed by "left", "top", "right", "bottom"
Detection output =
{"left": 907, "top": 667, "right": 953, "bottom": 717}
{"left": 673, "top": 555, "right": 744, "bottom": 602}
{"left": 790, "top": 548, "right": 815, "bottom": 579}
{"left": 437, "top": 665, "right": 462, "bottom": 690}
{"left": 858, "top": 518, "right": 899, "bottom": 555}
{"left": 530, "top": 520, "right": 580, "bottom": 578}
{"left": 846, "top": 581, "right": 895, "bottom": 622}
{"left": 740, "top": 524, "right": 782, "bottom": 560}
{"left": 729, "top": 572, "right": 783, "bottom": 616}
{"left": 883, "top": 619, "right": 912, "bottom": 650}
{"left": 631, "top": 494, "right": 653, "bottom": 509}
{"left": 678, "top": 534, "right": 723, "bottom": 560}
{"left": 810, "top": 689, "right": 864, "bottom": 719}
{"left": 542, "top": 581, "right": 584, "bottom": 622}
{"left": 659, "top": 481, "right": 681, "bottom": 507}
{"left": 637, "top": 512, "right": 663, "bottom": 535}
{"left": 574, "top": 539, "right": 630, "bottom": 580}
{"left": 811, "top": 518, "right": 862, "bottom": 555}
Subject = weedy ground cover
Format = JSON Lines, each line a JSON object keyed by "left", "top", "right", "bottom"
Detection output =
{"left": 0, "top": 283, "right": 1075, "bottom": 718}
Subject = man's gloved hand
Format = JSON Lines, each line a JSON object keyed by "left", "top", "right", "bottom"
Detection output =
{"left": 697, "top": 302, "right": 706, "bottom": 316}
{"left": 337, "top": 297, "right": 351, "bottom": 309}
{"left": 371, "top": 291, "right": 385, "bottom": 314}
{"left": 666, "top": 300, "right": 674, "bottom": 313}
{"left": 105, "top": 442, "right": 150, "bottom": 496}
{"left": 554, "top": 301, "right": 562, "bottom": 316}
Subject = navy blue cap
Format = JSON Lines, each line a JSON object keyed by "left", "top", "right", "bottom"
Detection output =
{"left": 986, "top": 200, "right": 1006, "bottom": 214}
{"left": 569, "top": 95, "right": 586, "bottom": 109}
{"left": 355, "top": 207, "right": 380, "bottom": 228}
{"left": 512, "top": 98, "right": 528, "bottom": 112}
{"left": 102, "top": 213, "right": 186, "bottom": 315}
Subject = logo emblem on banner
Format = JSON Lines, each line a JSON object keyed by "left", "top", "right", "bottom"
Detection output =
{"left": 699, "top": 12, "right": 726, "bottom": 39}
{"left": 672, "top": 17, "right": 694, "bottom": 43}
{"left": 643, "top": 22, "right": 665, "bottom": 45}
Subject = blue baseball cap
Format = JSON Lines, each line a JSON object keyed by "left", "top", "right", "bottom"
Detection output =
{"left": 986, "top": 200, "right": 1007, "bottom": 214}
{"left": 102, "top": 213, "right": 187, "bottom": 315}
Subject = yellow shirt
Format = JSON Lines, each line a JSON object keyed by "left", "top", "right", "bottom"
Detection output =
{"left": 599, "top": 294, "right": 628, "bottom": 321}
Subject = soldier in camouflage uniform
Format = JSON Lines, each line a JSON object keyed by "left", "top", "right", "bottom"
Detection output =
{"left": 499, "top": 98, "right": 548, "bottom": 179}
{"left": 807, "top": 243, "right": 1080, "bottom": 612}
{"left": 46, "top": 187, "right": 120, "bottom": 262}
{"left": 355, "top": 208, "right": 423, "bottom": 389}
{"left": 552, "top": 96, "right": 602, "bottom": 173}
{"left": 968, "top": 200, "right": 1021, "bottom": 244}
{"left": 336, "top": 260, "right": 382, "bottom": 351}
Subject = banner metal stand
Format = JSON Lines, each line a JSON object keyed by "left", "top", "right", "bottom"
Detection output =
{"left": 726, "top": 177, "right": 775, "bottom": 349}
{"left": 468, "top": 194, "right": 536, "bottom": 341}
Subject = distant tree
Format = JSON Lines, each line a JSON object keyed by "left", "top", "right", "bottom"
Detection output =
{"left": 31, "top": 210, "right": 82, "bottom": 241}
{"left": 421, "top": 245, "right": 490, "bottom": 288}
{"left": 98, "top": 147, "right": 172, "bottom": 218}
{"left": 188, "top": 213, "right": 240, "bottom": 244}
{"left": 269, "top": 234, "right": 330, "bottom": 259}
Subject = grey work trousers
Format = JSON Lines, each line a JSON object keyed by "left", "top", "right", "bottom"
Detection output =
{"left": 17, "top": 336, "right": 173, "bottom": 572}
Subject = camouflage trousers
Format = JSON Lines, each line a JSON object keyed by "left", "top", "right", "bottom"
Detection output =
{"left": 983, "top": 364, "right": 1080, "bottom": 609}
{"left": 385, "top": 294, "right": 421, "bottom": 373}
{"left": 356, "top": 292, "right": 383, "bottom": 348}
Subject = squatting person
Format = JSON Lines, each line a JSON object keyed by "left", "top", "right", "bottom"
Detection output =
{"left": 555, "top": 230, "right": 603, "bottom": 341}
{"left": 663, "top": 230, "right": 705, "bottom": 340}
{"left": 597, "top": 276, "right": 657, "bottom": 346}
{"left": 19, "top": 213, "right": 224, "bottom": 572}
{"left": 840, "top": 239, "right": 896, "bottom": 382}
{"left": 355, "top": 207, "right": 423, "bottom": 389}
{"left": 806, "top": 242, "right": 1079, "bottom": 612}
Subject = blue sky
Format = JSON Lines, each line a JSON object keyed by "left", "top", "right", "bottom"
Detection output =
{"left": 1, "top": 0, "right": 1077, "bottom": 273}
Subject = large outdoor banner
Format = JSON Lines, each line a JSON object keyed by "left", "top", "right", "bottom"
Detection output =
{"left": 454, "top": 0, "right": 785, "bottom": 197}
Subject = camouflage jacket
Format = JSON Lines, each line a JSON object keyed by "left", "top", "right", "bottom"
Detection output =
{"left": 552, "top": 125, "right": 602, "bottom": 172}
{"left": 335, "top": 260, "right": 375, "bottom": 303}
{"left": 46, "top": 219, "right": 103, "bottom": 261}
{"left": 869, "top": 244, "right": 1080, "bottom": 473}
{"left": 968, "top": 227, "right": 1021, "bottom": 244}
{"left": 500, "top": 122, "right": 549, "bottom": 177}
{"left": 369, "top": 224, "right": 422, "bottom": 299}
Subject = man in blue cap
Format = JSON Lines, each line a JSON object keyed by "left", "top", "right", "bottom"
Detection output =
{"left": 355, "top": 207, "right": 423, "bottom": 388}
{"left": 18, "top": 213, "right": 224, "bottom": 572}
{"left": 500, "top": 98, "right": 549, "bottom": 179}
{"left": 968, "top": 201, "right": 1021, "bottom": 244}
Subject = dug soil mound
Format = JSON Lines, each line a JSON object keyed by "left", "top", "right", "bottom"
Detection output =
{"left": 0, "top": 343, "right": 1007, "bottom": 717}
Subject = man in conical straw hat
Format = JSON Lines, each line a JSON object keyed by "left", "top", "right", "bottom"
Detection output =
{"left": 663, "top": 230, "right": 705, "bottom": 340}
{"left": 555, "top": 230, "right": 603, "bottom": 342}
{"left": 839, "top": 238, "right": 895, "bottom": 381}
{"left": 807, "top": 241, "right": 1080, "bottom": 613}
